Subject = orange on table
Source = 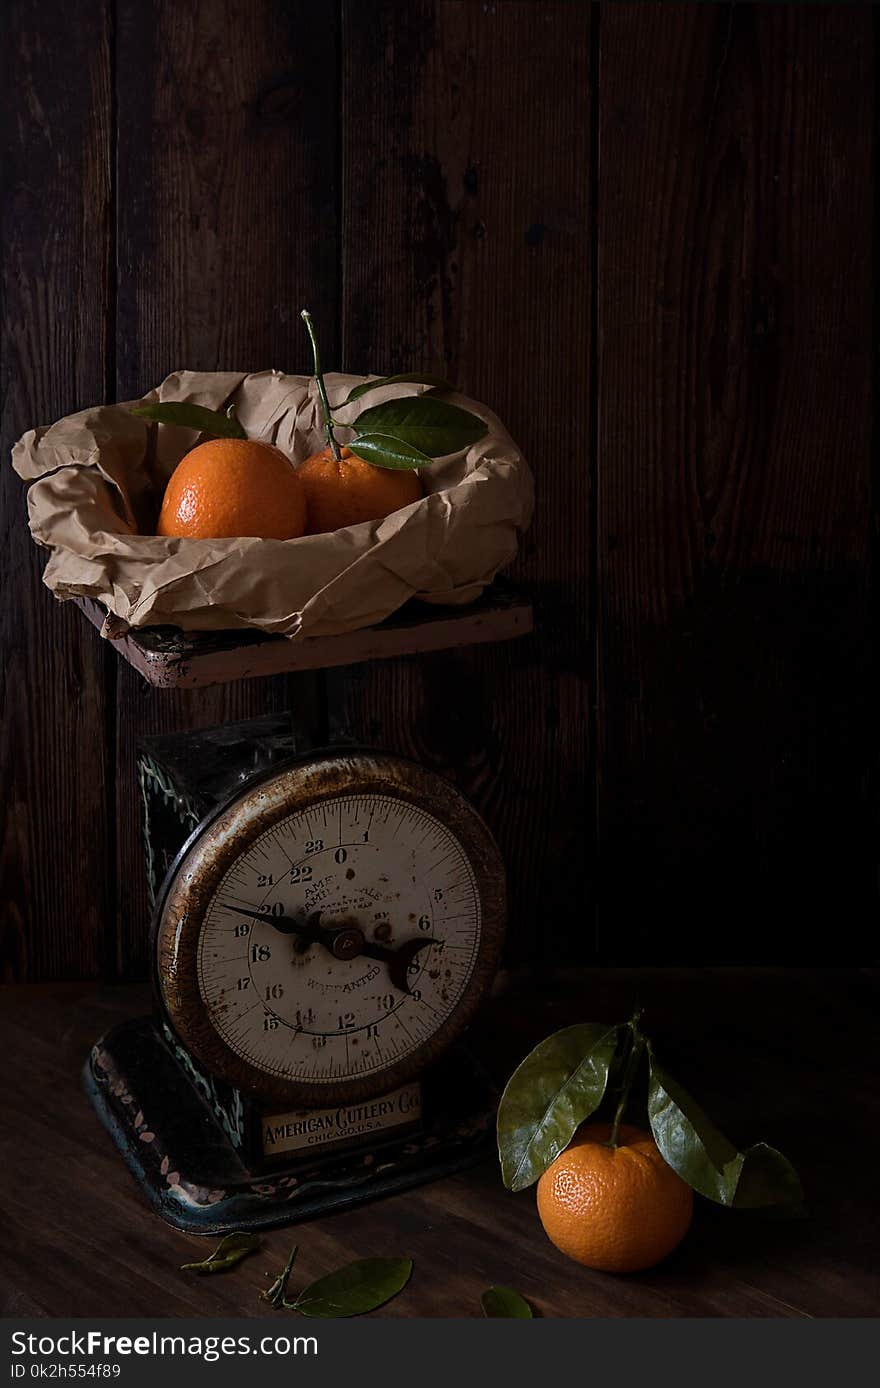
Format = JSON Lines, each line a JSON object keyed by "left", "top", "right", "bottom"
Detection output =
{"left": 156, "top": 438, "right": 307, "bottom": 541}
{"left": 296, "top": 445, "right": 423, "bottom": 535}
{"left": 536, "top": 1123, "right": 693, "bottom": 1273}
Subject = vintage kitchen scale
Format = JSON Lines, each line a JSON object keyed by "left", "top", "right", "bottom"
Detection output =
{"left": 84, "top": 588, "right": 531, "bottom": 1233}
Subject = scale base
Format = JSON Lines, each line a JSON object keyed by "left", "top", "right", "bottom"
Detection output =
{"left": 84, "top": 1018, "right": 496, "bottom": 1234}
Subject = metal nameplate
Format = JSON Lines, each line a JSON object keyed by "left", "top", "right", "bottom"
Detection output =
{"left": 262, "top": 1082, "right": 422, "bottom": 1157}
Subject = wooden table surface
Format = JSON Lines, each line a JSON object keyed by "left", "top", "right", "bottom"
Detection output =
{"left": 1, "top": 970, "right": 877, "bottom": 1318}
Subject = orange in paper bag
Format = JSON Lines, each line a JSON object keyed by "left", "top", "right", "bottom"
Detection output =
{"left": 297, "top": 445, "right": 423, "bottom": 535}
{"left": 156, "top": 438, "right": 307, "bottom": 541}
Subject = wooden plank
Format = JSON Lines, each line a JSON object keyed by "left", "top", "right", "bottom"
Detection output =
{"left": 74, "top": 584, "right": 533, "bottom": 687}
{"left": 596, "top": 3, "right": 875, "bottom": 962}
{"left": 0, "top": 2, "right": 113, "bottom": 979}
{"left": 2, "top": 970, "right": 879, "bottom": 1315}
{"left": 339, "top": 0, "right": 593, "bottom": 965}
{"left": 113, "top": 0, "right": 339, "bottom": 977}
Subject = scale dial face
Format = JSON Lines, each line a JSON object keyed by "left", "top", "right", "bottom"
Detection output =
{"left": 155, "top": 753, "right": 506, "bottom": 1106}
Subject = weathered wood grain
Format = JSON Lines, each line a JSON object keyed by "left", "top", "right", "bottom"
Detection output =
{"left": 2, "top": 0, "right": 876, "bottom": 980}
{"left": 596, "top": 3, "right": 875, "bottom": 961}
{"left": 112, "top": 0, "right": 340, "bottom": 976}
{"left": 0, "top": 1, "right": 113, "bottom": 979}
{"left": 2, "top": 970, "right": 878, "bottom": 1315}
{"left": 74, "top": 586, "right": 533, "bottom": 687}
{"left": 338, "top": 0, "right": 593, "bottom": 964}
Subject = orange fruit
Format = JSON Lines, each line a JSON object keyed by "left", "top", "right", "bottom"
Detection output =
{"left": 296, "top": 445, "right": 423, "bottom": 535}
{"left": 156, "top": 438, "right": 307, "bottom": 540}
{"left": 536, "top": 1124, "right": 693, "bottom": 1273}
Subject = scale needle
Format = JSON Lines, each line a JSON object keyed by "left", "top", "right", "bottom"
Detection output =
{"left": 222, "top": 904, "right": 436, "bottom": 994}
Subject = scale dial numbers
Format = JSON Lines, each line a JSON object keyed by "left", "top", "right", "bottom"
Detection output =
{"left": 155, "top": 755, "right": 506, "bottom": 1107}
{"left": 199, "top": 794, "right": 477, "bottom": 1086}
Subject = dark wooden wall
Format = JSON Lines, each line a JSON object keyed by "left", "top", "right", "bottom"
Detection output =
{"left": 1, "top": 2, "right": 874, "bottom": 981}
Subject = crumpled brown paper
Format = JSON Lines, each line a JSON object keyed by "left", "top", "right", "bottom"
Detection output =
{"left": 11, "top": 370, "right": 534, "bottom": 640}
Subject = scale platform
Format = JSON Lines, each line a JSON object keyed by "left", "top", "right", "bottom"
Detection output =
{"left": 85, "top": 1017, "right": 497, "bottom": 1234}
{"left": 75, "top": 578, "right": 533, "bottom": 687}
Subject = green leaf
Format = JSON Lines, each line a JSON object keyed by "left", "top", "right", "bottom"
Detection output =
{"left": 497, "top": 1023, "right": 620, "bottom": 1192}
{"left": 481, "top": 1286, "right": 533, "bottom": 1318}
{"left": 730, "top": 1142, "right": 807, "bottom": 1215}
{"left": 348, "top": 433, "right": 434, "bottom": 472}
{"left": 180, "top": 1232, "right": 261, "bottom": 1274}
{"left": 130, "top": 401, "right": 247, "bottom": 439}
{"left": 647, "top": 1048, "right": 804, "bottom": 1212}
{"left": 293, "top": 1257, "right": 412, "bottom": 1318}
{"left": 340, "top": 373, "right": 454, "bottom": 405}
{"left": 353, "top": 395, "right": 487, "bottom": 458}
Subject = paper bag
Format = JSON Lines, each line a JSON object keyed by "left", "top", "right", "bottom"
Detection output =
{"left": 11, "top": 370, "right": 534, "bottom": 640}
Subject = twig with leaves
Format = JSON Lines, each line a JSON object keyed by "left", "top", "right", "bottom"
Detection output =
{"left": 496, "top": 1008, "right": 804, "bottom": 1213}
